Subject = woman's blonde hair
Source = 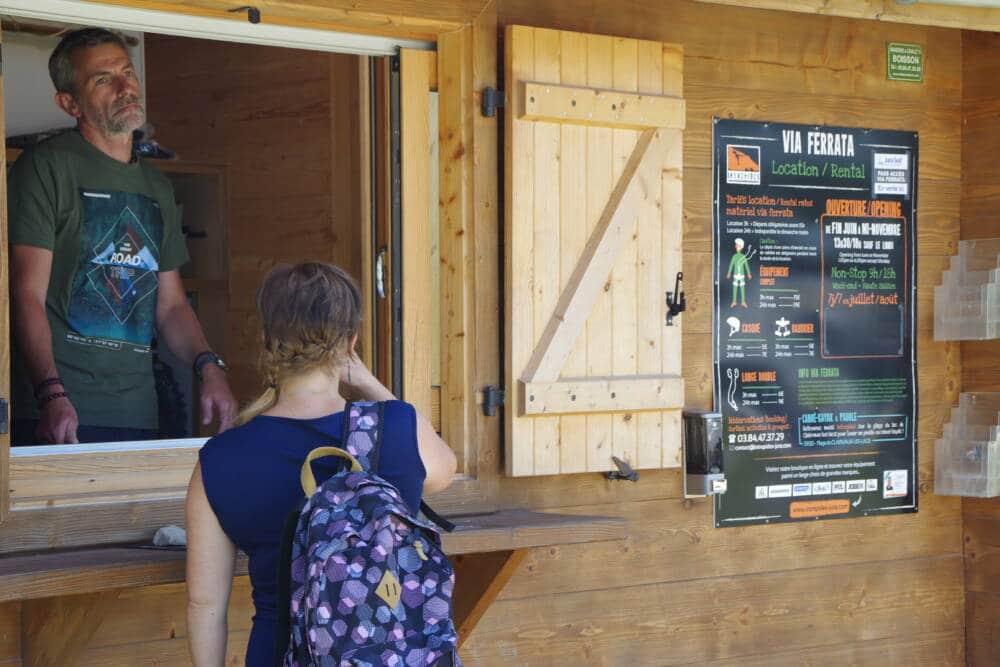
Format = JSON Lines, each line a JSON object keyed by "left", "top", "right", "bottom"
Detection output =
{"left": 235, "top": 262, "right": 362, "bottom": 426}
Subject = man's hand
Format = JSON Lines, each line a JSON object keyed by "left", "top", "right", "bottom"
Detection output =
{"left": 199, "top": 365, "right": 237, "bottom": 433}
{"left": 36, "top": 396, "right": 79, "bottom": 444}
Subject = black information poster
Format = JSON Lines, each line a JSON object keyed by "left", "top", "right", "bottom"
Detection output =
{"left": 712, "top": 119, "right": 917, "bottom": 527}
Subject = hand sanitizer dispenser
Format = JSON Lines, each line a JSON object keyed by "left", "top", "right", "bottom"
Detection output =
{"left": 683, "top": 410, "right": 726, "bottom": 498}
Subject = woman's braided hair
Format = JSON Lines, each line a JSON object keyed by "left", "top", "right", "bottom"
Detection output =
{"left": 235, "top": 262, "right": 361, "bottom": 426}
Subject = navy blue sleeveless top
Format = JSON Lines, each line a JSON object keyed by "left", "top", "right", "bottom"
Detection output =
{"left": 198, "top": 400, "right": 426, "bottom": 667}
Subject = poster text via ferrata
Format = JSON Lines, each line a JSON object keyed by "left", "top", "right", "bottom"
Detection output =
{"left": 712, "top": 119, "right": 917, "bottom": 527}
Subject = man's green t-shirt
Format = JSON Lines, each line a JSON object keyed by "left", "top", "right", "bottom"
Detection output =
{"left": 8, "top": 130, "right": 189, "bottom": 431}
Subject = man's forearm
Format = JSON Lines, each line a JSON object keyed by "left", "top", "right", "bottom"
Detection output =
{"left": 13, "top": 296, "right": 59, "bottom": 387}
{"left": 157, "top": 301, "right": 212, "bottom": 367}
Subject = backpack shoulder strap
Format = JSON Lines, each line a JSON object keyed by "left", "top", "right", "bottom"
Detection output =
{"left": 341, "top": 401, "right": 455, "bottom": 533}
{"left": 340, "top": 400, "right": 385, "bottom": 473}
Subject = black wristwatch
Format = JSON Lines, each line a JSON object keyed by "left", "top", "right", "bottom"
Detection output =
{"left": 193, "top": 351, "right": 227, "bottom": 380}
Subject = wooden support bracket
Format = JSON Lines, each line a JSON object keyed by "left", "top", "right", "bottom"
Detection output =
{"left": 452, "top": 549, "right": 529, "bottom": 649}
{"left": 21, "top": 590, "right": 120, "bottom": 667}
{"left": 522, "top": 375, "right": 685, "bottom": 415}
{"left": 521, "top": 81, "right": 686, "bottom": 130}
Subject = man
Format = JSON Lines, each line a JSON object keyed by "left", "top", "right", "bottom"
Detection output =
{"left": 726, "top": 237, "right": 753, "bottom": 308}
{"left": 9, "top": 28, "right": 236, "bottom": 444}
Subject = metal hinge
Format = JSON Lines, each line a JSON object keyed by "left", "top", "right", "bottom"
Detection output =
{"left": 481, "top": 87, "right": 505, "bottom": 118}
{"left": 0, "top": 398, "right": 8, "bottom": 435}
{"left": 481, "top": 386, "right": 505, "bottom": 417}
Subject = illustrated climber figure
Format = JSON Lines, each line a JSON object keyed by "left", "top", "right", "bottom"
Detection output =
{"left": 726, "top": 237, "right": 753, "bottom": 308}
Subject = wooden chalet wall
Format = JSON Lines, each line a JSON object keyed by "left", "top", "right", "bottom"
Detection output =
{"left": 0, "top": 2, "right": 972, "bottom": 665}
{"left": 960, "top": 29, "right": 1000, "bottom": 667}
{"left": 463, "top": 1, "right": 966, "bottom": 664}
{"left": 144, "top": 35, "right": 365, "bottom": 404}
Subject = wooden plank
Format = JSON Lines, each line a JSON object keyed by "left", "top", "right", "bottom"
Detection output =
{"left": 692, "top": 0, "right": 1000, "bottom": 32}
{"left": 531, "top": 27, "right": 563, "bottom": 476}
{"left": 558, "top": 29, "right": 590, "bottom": 475}
{"left": 84, "top": 579, "right": 252, "bottom": 646}
{"left": 452, "top": 549, "right": 528, "bottom": 648}
{"left": 357, "top": 56, "right": 375, "bottom": 367}
{"left": 21, "top": 591, "right": 120, "bottom": 667}
{"left": 965, "top": 517, "right": 1000, "bottom": 595}
{"left": 462, "top": 556, "right": 964, "bottom": 665}
{"left": 964, "top": 31, "right": 1000, "bottom": 102}
{"left": 635, "top": 39, "right": 665, "bottom": 470}
{"left": 93, "top": 0, "right": 478, "bottom": 40}
{"left": 0, "top": 602, "right": 20, "bottom": 663}
{"left": 437, "top": 26, "right": 472, "bottom": 470}
{"left": 0, "top": 24, "right": 8, "bottom": 525}
{"left": 505, "top": 24, "right": 537, "bottom": 477}
{"left": 967, "top": 591, "right": 1000, "bottom": 667}
{"left": 610, "top": 36, "right": 640, "bottom": 473}
{"left": 702, "top": 631, "right": 963, "bottom": 666}
{"left": 522, "top": 376, "right": 684, "bottom": 416}
{"left": 400, "top": 48, "right": 434, "bottom": 420}
{"left": 444, "top": 510, "right": 627, "bottom": 555}
{"left": 522, "top": 129, "right": 661, "bottom": 384}
{"left": 468, "top": 0, "right": 501, "bottom": 501}
{"left": 660, "top": 43, "right": 685, "bottom": 468}
{"left": 501, "top": 1, "right": 961, "bottom": 103}
{"left": 0, "top": 548, "right": 245, "bottom": 603}
{"left": 521, "top": 81, "right": 685, "bottom": 129}
{"left": 965, "top": 497, "right": 1000, "bottom": 522}
{"left": 0, "top": 511, "right": 625, "bottom": 601}
{"left": 10, "top": 447, "right": 197, "bottom": 506}
{"left": 78, "top": 631, "right": 249, "bottom": 666}
{"left": 584, "top": 33, "right": 616, "bottom": 475}
{"left": 499, "top": 492, "right": 961, "bottom": 599}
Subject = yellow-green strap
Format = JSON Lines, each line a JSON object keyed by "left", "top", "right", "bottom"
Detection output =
{"left": 300, "top": 447, "right": 362, "bottom": 496}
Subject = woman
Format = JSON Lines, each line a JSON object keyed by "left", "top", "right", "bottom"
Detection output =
{"left": 185, "top": 262, "right": 457, "bottom": 666}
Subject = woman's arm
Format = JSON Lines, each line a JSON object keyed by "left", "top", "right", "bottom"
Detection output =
{"left": 343, "top": 354, "right": 457, "bottom": 495}
{"left": 186, "top": 462, "right": 237, "bottom": 667}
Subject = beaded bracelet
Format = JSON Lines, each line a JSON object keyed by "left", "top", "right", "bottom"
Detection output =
{"left": 38, "top": 391, "right": 69, "bottom": 408}
{"left": 33, "top": 377, "right": 65, "bottom": 399}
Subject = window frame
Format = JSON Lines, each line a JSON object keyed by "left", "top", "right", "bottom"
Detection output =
{"left": 0, "top": 4, "right": 501, "bottom": 549}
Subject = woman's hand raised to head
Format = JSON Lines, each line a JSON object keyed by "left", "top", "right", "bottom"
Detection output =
{"left": 340, "top": 351, "right": 456, "bottom": 495}
{"left": 340, "top": 351, "right": 394, "bottom": 402}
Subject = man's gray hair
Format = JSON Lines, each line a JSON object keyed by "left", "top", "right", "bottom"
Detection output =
{"left": 48, "top": 28, "right": 130, "bottom": 95}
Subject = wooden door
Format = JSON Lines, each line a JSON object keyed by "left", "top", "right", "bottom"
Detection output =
{"left": 0, "top": 24, "right": 9, "bottom": 521}
{"left": 505, "top": 26, "right": 686, "bottom": 477}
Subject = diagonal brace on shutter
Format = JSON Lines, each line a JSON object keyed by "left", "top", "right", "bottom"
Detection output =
{"left": 522, "top": 128, "right": 671, "bottom": 385}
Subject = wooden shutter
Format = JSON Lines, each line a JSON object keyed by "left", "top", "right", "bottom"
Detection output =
{"left": 400, "top": 48, "right": 434, "bottom": 421}
{"left": 504, "top": 26, "right": 685, "bottom": 477}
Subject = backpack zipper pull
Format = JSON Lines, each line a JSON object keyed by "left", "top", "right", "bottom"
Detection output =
{"left": 414, "top": 540, "right": 429, "bottom": 561}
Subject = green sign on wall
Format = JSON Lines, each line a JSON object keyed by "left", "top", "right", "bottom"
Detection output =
{"left": 887, "top": 42, "right": 924, "bottom": 82}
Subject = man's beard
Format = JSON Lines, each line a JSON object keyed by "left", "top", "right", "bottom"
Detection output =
{"left": 101, "top": 96, "right": 146, "bottom": 135}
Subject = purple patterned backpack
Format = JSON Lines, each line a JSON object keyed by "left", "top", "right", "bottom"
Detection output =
{"left": 276, "top": 401, "right": 460, "bottom": 666}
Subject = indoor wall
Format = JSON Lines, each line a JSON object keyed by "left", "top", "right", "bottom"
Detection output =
{"left": 143, "top": 35, "right": 365, "bottom": 404}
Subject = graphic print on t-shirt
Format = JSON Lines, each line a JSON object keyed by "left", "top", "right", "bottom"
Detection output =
{"left": 68, "top": 189, "right": 163, "bottom": 346}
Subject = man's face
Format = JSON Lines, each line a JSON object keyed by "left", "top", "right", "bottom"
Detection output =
{"left": 64, "top": 43, "right": 145, "bottom": 136}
